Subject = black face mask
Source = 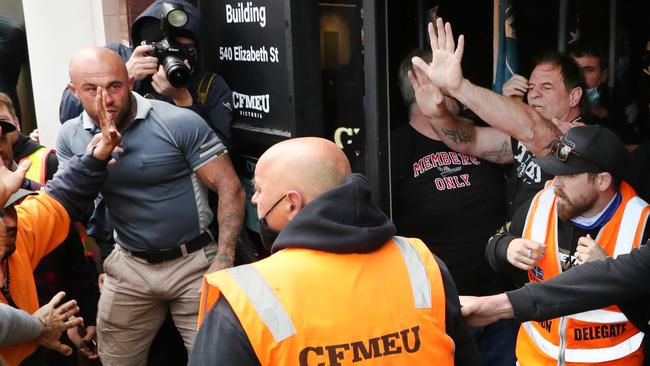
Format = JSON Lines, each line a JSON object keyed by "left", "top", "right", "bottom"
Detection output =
{"left": 258, "top": 194, "right": 286, "bottom": 252}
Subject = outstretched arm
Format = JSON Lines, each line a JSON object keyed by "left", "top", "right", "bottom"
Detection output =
{"left": 460, "top": 294, "right": 514, "bottom": 327}
{"left": 409, "top": 65, "right": 513, "bottom": 163}
{"left": 412, "top": 18, "right": 561, "bottom": 156}
{"left": 463, "top": 242, "right": 650, "bottom": 328}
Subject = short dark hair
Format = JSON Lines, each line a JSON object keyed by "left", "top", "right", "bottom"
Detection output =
{"left": 533, "top": 51, "right": 591, "bottom": 118}
{"left": 568, "top": 40, "right": 608, "bottom": 69}
{"left": 398, "top": 49, "right": 432, "bottom": 108}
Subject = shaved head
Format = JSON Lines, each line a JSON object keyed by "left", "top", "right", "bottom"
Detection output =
{"left": 69, "top": 47, "right": 128, "bottom": 84}
{"left": 257, "top": 137, "right": 351, "bottom": 204}
{"left": 67, "top": 47, "right": 134, "bottom": 126}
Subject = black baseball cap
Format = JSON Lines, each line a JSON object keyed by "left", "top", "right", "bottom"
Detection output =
{"left": 0, "top": 120, "right": 17, "bottom": 134}
{"left": 533, "top": 125, "right": 628, "bottom": 178}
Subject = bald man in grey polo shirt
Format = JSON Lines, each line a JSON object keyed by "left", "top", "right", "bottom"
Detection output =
{"left": 56, "top": 47, "right": 244, "bottom": 365}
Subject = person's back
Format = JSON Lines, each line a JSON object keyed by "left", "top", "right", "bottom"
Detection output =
{"left": 191, "top": 137, "right": 479, "bottom": 365}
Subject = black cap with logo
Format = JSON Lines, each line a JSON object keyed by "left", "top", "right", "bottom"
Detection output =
{"left": 533, "top": 125, "right": 628, "bottom": 178}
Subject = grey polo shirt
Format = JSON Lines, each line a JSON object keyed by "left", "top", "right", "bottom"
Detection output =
{"left": 56, "top": 92, "right": 226, "bottom": 251}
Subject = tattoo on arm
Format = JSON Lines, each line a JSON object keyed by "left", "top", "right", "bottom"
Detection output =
{"left": 198, "top": 157, "right": 245, "bottom": 254}
{"left": 480, "top": 141, "right": 513, "bottom": 163}
{"left": 442, "top": 128, "right": 473, "bottom": 144}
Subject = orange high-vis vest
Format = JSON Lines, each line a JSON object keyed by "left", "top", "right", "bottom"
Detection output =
{"left": 198, "top": 236, "right": 455, "bottom": 366}
{"left": 19, "top": 146, "right": 55, "bottom": 185}
{"left": 517, "top": 181, "right": 649, "bottom": 366}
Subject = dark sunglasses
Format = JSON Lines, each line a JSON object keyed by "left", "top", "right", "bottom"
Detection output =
{"left": 550, "top": 140, "right": 578, "bottom": 162}
{"left": 549, "top": 139, "right": 606, "bottom": 173}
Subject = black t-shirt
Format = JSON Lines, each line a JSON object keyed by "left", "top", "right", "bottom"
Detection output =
{"left": 508, "top": 138, "right": 554, "bottom": 218}
{"left": 391, "top": 124, "right": 507, "bottom": 295}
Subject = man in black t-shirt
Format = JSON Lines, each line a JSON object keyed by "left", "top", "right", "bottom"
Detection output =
{"left": 411, "top": 18, "right": 590, "bottom": 218}
{"left": 392, "top": 50, "right": 515, "bottom": 366}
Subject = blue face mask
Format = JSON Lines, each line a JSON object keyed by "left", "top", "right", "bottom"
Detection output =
{"left": 586, "top": 87, "right": 600, "bottom": 104}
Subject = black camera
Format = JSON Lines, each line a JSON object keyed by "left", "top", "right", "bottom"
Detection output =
{"left": 150, "top": 38, "right": 195, "bottom": 88}
{"left": 147, "top": 3, "right": 195, "bottom": 88}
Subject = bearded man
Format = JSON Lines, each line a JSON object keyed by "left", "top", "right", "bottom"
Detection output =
{"left": 485, "top": 125, "right": 650, "bottom": 365}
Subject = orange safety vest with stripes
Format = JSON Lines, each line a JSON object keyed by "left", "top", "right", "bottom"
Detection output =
{"left": 517, "top": 181, "right": 649, "bottom": 366}
{"left": 198, "top": 236, "right": 455, "bottom": 366}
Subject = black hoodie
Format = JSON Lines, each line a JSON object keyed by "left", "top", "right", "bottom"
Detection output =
{"left": 189, "top": 174, "right": 479, "bottom": 366}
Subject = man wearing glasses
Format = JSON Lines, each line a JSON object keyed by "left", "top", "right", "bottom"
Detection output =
{"left": 482, "top": 125, "right": 650, "bottom": 365}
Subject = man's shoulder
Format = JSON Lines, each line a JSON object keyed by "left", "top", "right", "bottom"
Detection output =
{"left": 59, "top": 115, "right": 85, "bottom": 131}
{"left": 58, "top": 116, "right": 89, "bottom": 141}
{"left": 147, "top": 99, "right": 211, "bottom": 130}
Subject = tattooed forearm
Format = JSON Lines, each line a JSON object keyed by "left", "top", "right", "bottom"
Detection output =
{"left": 442, "top": 128, "right": 473, "bottom": 144}
{"left": 481, "top": 141, "right": 512, "bottom": 163}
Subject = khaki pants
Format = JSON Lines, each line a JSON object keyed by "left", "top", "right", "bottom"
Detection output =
{"left": 97, "top": 243, "right": 217, "bottom": 366}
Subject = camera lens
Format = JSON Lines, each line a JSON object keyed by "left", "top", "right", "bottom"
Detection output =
{"left": 167, "top": 9, "right": 188, "bottom": 28}
{"left": 162, "top": 56, "right": 191, "bottom": 88}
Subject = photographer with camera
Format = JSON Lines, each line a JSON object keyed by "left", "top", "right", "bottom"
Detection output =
{"left": 59, "top": 0, "right": 233, "bottom": 145}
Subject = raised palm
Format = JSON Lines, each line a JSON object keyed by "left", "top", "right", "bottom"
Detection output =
{"left": 408, "top": 68, "right": 445, "bottom": 119}
{"left": 412, "top": 18, "right": 465, "bottom": 93}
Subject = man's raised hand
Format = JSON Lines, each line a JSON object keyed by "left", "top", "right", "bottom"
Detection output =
{"left": 411, "top": 18, "right": 465, "bottom": 94}
{"left": 87, "top": 87, "right": 123, "bottom": 163}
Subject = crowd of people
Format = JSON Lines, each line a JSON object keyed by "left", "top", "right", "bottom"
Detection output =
{"left": 1, "top": 1, "right": 650, "bottom": 365}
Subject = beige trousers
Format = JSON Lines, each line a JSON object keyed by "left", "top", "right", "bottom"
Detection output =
{"left": 96, "top": 243, "right": 217, "bottom": 366}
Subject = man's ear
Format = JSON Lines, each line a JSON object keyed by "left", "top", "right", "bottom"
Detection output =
{"left": 67, "top": 82, "right": 79, "bottom": 99}
{"left": 128, "top": 76, "right": 135, "bottom": 91}
{"left": 286, "top": 190, "right": 305, "bottom": 220}
{"left": 569, "top": 86, "right": 583, "bottom": 108}
{"left": 11, "top": 117, "right": 21, "bottom": 133}
{"left": 601, "top": 68, "right": 609, "bottom": 84}
{"left": 597, "top": 172, "right": 613, "bottom": 192}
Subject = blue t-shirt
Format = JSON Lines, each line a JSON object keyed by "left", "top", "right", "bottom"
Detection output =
{"left": 57, "top": 92, "right": 227, "bottom": 251}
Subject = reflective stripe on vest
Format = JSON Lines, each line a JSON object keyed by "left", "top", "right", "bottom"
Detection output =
{"left": 523, "top": 321, "right": 645, "bottom": 363}
{"left": 393, "top": 236, "right": 432, "bottom": 309}
{"left": 613, "top": 196, "right": 647, "bottom": 258}
{"left": 225, "top": 265, "right": 297, "bottom": 343}
{"left": 568, "top": 309, "right": 629, "bottom": 324}
{"left": 525, "top": 187, "right": 556, "bottom": 244}
{"left": 224, "top": 236, "right": 433, "bottom": 342}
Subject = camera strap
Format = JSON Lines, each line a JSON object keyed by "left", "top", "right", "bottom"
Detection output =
{"left": 197, "top": 72, "right": 218, "bottom": 106}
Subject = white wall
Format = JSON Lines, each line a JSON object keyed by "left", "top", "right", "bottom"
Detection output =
{"left": 22, "top": 0, "right": 106, "bottom": 147}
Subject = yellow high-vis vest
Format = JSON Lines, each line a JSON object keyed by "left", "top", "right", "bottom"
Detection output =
{"left": 199, "top": 236, "right": 455, "bottom": 365}
{"left": 19, "top": 146, "right": 55, "bottom": 184}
